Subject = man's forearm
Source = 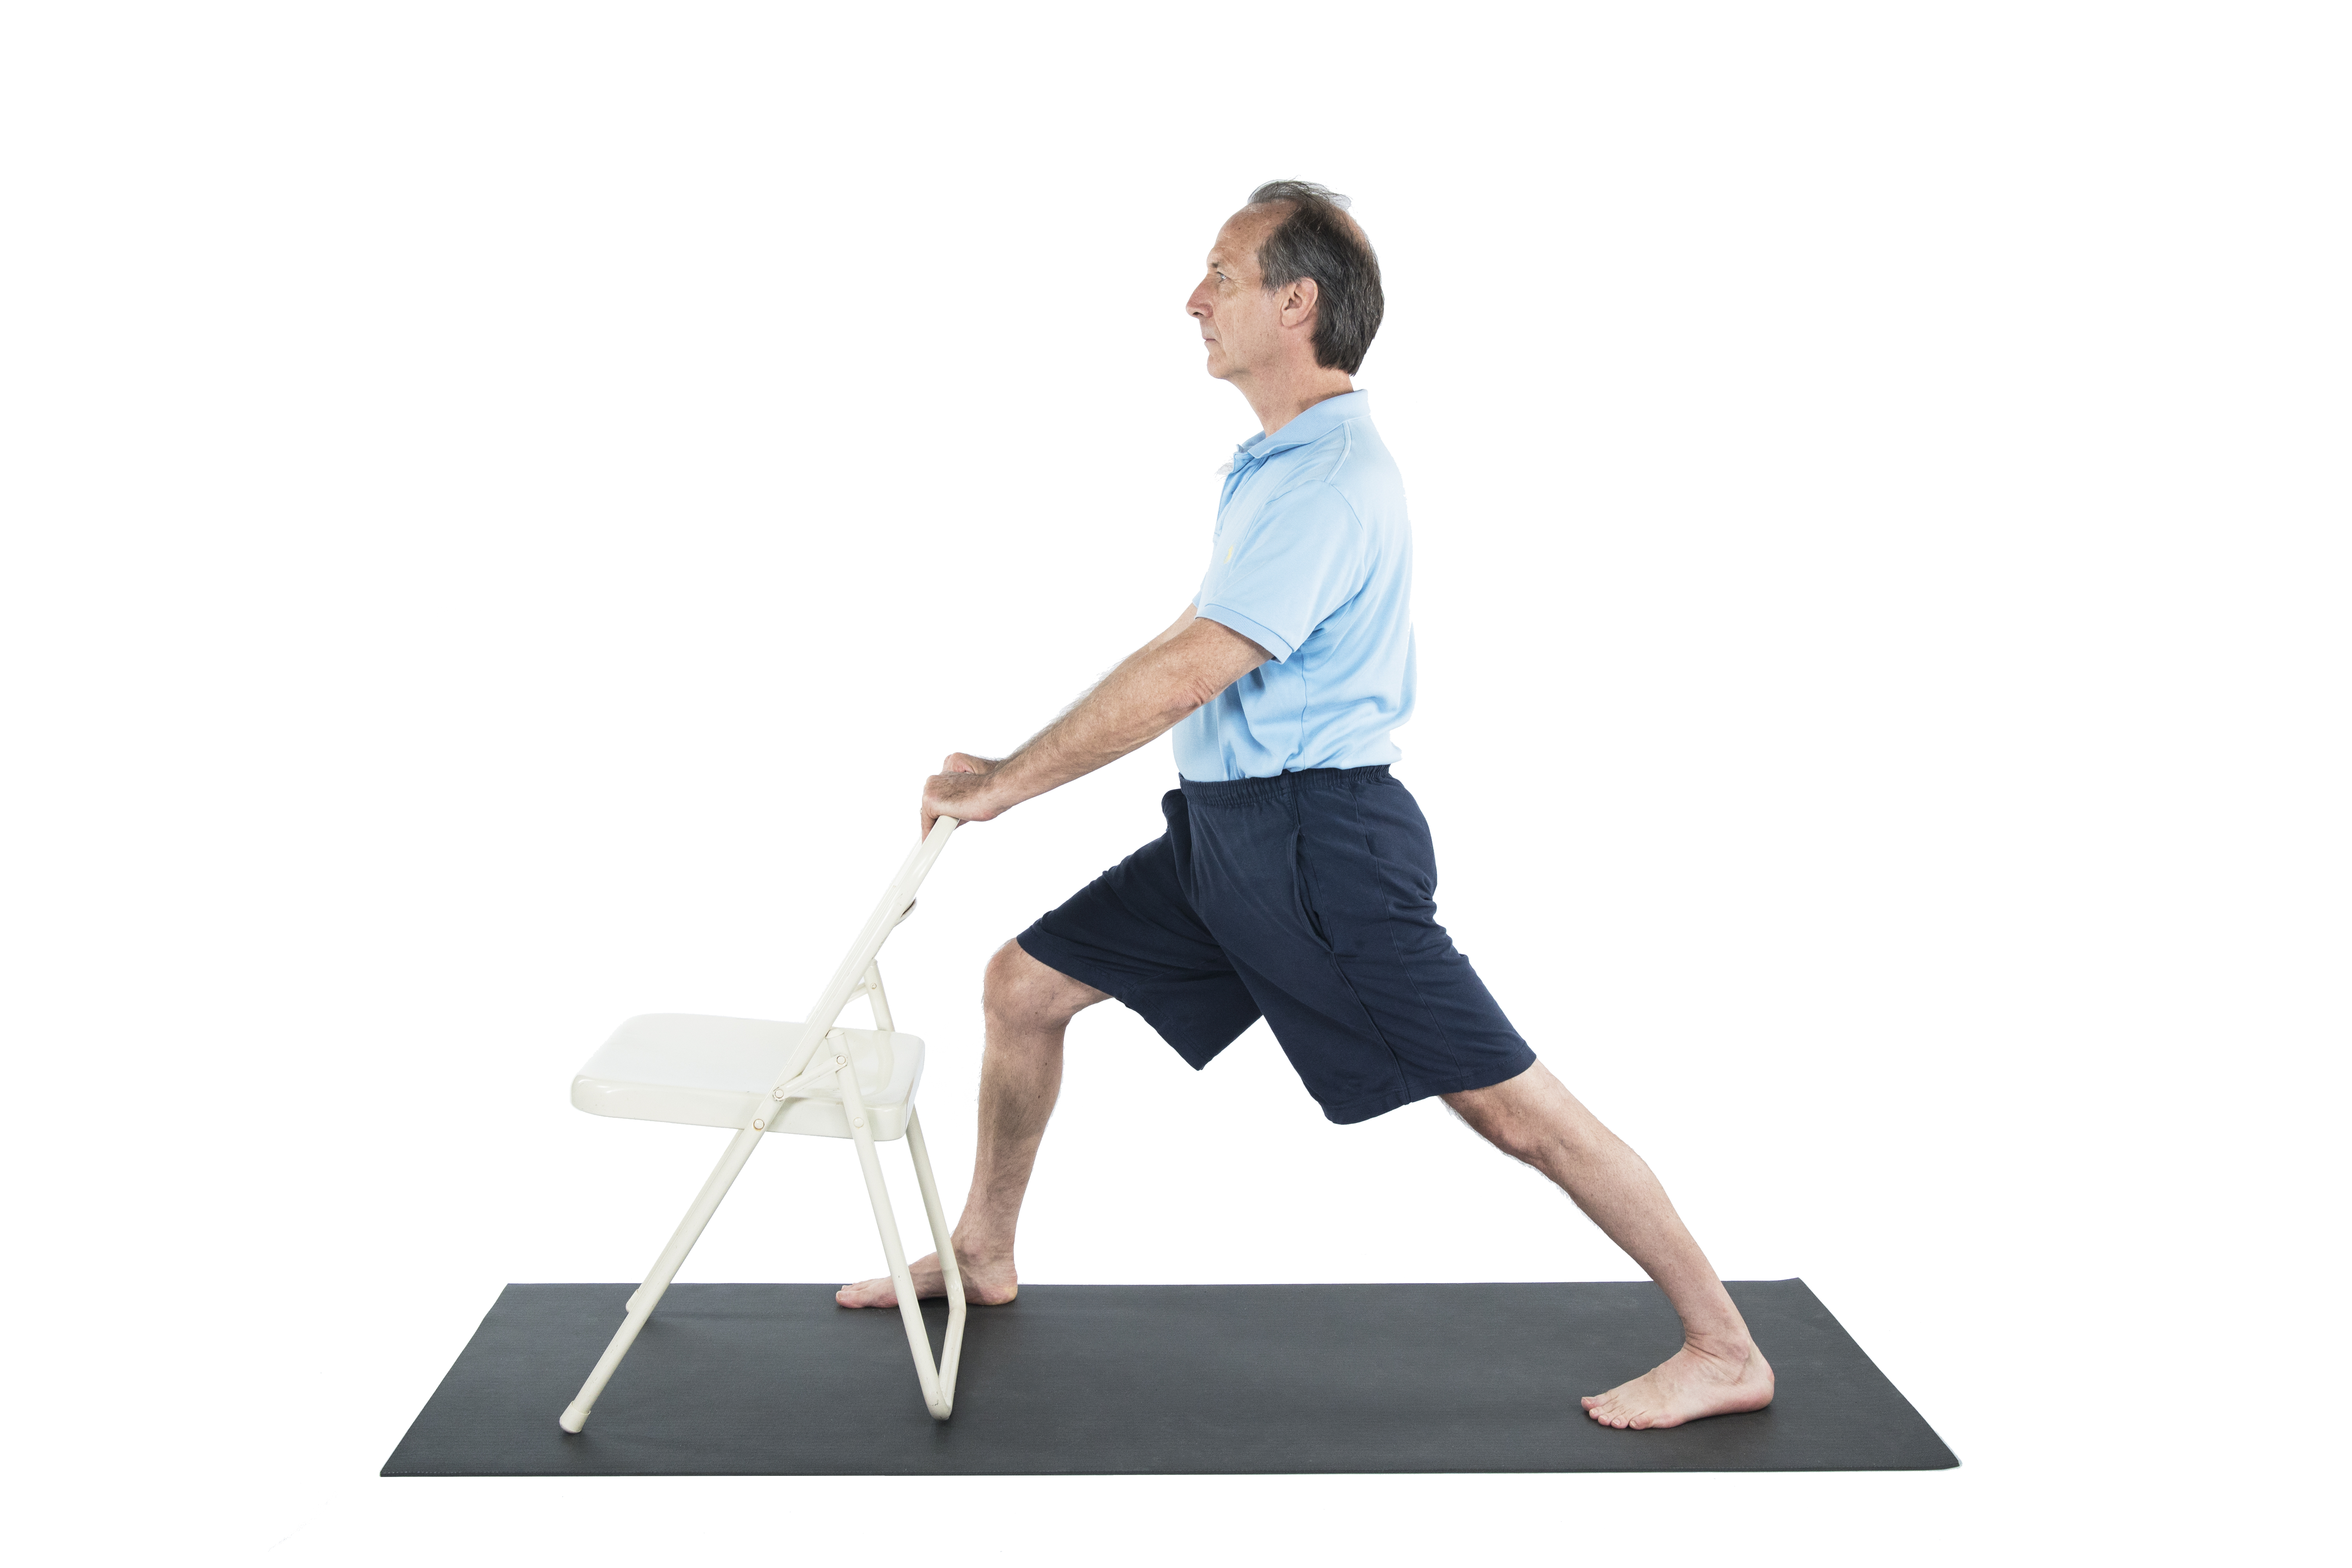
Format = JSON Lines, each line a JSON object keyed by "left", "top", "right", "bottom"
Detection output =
{"left": 918, "top": 612, "right": 1270, "bottom": 833}
{"left": 988, "top": 637, "right": 1229, "bottom": 808}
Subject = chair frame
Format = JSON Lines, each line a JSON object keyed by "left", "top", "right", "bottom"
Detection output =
{"left": 559, "top": 817, "right": 966, "bottom": 1433}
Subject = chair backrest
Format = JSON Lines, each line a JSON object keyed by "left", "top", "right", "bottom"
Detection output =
{"left": 765, "top": 816, "right": 958, "bottom": 1094}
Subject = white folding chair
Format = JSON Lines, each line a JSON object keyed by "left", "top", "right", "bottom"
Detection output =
{"left": 556, "top": 816, "right": 965, "bottom": 1433}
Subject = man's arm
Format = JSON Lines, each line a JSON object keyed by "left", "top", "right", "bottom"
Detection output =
{"left": 921, "top": 606, "right": 1269, "bottom": 835}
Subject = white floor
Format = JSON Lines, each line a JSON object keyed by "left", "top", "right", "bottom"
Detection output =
{"left": 4, "top": 6, "right": 2341, "bottom": 1564}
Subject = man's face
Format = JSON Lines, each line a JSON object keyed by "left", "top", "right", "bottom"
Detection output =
{"left": 1187, "top": 208, "right": 1285, "bottom": 384}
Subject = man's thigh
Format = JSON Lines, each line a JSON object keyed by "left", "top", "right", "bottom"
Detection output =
{"left": 1013, "top": 789, "right": 1264, "bottom": 1068}
{"left": 1184, "top": 768, "right": 1536, "bottom": 1124}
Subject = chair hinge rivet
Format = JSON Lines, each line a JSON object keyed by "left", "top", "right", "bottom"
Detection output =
{"left": 753, "top": 1120, "right": 764, "bottom": 1130}
{"left": 834, "top": 1055, "right": 846, "bottom": 1066}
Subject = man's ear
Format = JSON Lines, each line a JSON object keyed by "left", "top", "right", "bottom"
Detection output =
{"left": 1277, "top": 275, "right": 1321, "bottom": 332}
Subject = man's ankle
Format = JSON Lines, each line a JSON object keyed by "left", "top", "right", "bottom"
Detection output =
{"left": 950, "top": 1230, "right": 1011, "bottom": 1264}
{"left": 1682, "top": 1330, "right": 1755, "bottom": 1367}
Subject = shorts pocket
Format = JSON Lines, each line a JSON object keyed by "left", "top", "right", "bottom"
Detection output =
{"left": 1290, "top": 828, "right": 1336, "bottom": 952}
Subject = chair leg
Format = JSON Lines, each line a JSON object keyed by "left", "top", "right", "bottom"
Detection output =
{"left": 835, "top": 1044, "right": 953, "bottom": 1420}
{"left": 858, "top": 970, "right": 964, "bottom": 1409}
{"left": 559, "top": 1120, "right": 767, "bottom": 1433}
{"left": 903, "top": 1107, "right": 966, "bottom": 1405}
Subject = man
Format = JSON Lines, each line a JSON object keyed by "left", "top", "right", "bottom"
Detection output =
{"left": 839, "top": 181, "right": 1773, "bottom": 1430}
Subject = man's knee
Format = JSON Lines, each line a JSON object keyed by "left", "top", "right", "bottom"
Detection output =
{"left": 983, "top": 938, "right": 1105, "bottom": 1033}
{"left": 1445, "top": 1063, "right": 1575, "bottom": 1164}
{"left": 1447, "top": 1094, "right": 1537, "bottom": 1164}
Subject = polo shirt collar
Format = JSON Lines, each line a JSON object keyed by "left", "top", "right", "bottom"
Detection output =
{"left": 1229, "top": 389, "right": 1369, "bottom": 469}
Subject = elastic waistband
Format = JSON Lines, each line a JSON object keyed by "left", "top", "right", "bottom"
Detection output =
{"left": 1177, "top": 764, "right": 1392, "bottom": 805}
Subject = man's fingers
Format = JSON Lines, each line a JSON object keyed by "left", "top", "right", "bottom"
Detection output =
{"left": 920, "top": 760, "right": 999, "bottom": 840}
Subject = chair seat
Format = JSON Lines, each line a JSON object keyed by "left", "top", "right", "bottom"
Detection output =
{"left": 572, "top": 1013, "right": 926, "bottom": 1141}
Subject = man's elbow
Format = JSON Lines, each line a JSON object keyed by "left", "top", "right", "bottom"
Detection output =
{"left": 1152, "top": 628, "right": 1268, "bottom": 725}
{"left": 1165, "top": 676, "right": 1224, "bottom": 723}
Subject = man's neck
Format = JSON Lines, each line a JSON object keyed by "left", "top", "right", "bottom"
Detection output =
{"left": 1237, "top": 366, "right": 1356, "bottom": 436}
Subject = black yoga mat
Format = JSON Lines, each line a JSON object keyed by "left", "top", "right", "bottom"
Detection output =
{"left": 383, "top": 1279, "right": 1954, "bottom": 1475}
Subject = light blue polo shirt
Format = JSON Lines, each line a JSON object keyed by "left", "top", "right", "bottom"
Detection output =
{"left": 1175, "top": 390, "right": 1416, "bottom": 782}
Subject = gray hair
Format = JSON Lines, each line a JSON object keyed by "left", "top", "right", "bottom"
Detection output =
{"left": 1247, "top": 180, "right": 1384, "bottom": 376}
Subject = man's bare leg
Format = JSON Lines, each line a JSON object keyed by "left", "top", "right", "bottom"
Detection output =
{"left": 1444, "top": 1061, "right": 1774, "bottom": 1430}
{"left": 837, "top": 939, "right": 1105, "bottom": 1309}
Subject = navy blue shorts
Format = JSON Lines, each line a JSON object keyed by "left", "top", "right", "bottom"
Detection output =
{"left": 1016, "top": 765, "right": 1535, "bottom": 1124}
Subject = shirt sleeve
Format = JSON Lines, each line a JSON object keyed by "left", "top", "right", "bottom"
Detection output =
{"left": 1195, "top": 481, "right": 1368, "bottom": 663}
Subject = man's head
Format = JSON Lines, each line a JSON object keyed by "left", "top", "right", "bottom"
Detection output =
{"left": 1189, "top": 180, "right": 1383, "bottom": 389}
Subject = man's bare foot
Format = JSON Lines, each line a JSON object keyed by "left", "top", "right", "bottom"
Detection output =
{"left": 1582, "top": 1339, "right": 1775, "bottom": 1430}
{"left": 835, "top": 1247, "right": 1017, "bottom": 1309}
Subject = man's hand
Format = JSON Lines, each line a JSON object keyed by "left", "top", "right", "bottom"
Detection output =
{"left": 921, "top": 753, "right": 1002, "bottom": 839}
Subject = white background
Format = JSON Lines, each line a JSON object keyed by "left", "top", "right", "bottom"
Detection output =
{"left": 3, "top": 3, "right": 2344, "bottom": 1563}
